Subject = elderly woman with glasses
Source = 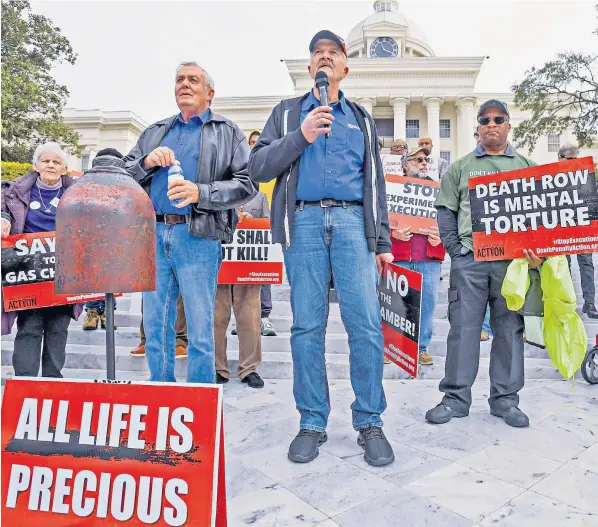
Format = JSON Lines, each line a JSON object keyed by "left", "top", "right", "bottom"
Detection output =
{"left": 1, "top": 142, "right": 84, "bottom": 377}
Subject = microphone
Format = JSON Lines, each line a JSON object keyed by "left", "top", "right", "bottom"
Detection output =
{"left": 315, "top": 71, "right": 330, "bottom": 139}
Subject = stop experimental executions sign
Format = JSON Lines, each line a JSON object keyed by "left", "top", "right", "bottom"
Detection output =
{"left": 1, "top": 379, "right": 227, "bottom": 527}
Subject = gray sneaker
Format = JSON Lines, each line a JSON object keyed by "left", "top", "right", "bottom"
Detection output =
{"left": 425, "top": 403, "right": 468, "bottom": 424}
{"left": 357, "top": 427, "right": 395, "bottom": 467}
{"left": 261, "top": 317, "right": 277, "bottom": 336}
{"left": 288, "top": 430, "right": 327, "bottom": 463}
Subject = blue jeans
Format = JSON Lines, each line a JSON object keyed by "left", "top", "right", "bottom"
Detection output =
{"left": 143, "top": 223, "right": 222, "bottom": 383}
{"left": 85, "top": 299, "right": 117, "bottom": 313}
{"left": 395, "top": 261, "right": 441, "bottom": 354}
{"left": 283, "top": 204, "right": 386, "bottom": 432}
{"left": 482, "top": 306, "right": 492, "bottom": 335}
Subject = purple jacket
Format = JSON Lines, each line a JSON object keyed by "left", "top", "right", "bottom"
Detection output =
{"left": 1, "top": 171, "right": 84, "bottom": 335}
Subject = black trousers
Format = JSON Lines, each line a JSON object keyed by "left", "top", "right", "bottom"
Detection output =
{"left": 13, "top": 305, "right": 72, "bottom": 377}
{"left": 260, "top": 284, "right": 272, "bottom": 319}
{"left": 441, "top": 253, "right": 525, "bottom": 412}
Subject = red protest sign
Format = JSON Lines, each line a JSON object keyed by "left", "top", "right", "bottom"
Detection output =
{"left": 218, "top": 218, "right": 283, "bottom": 285}
{"left": 385, "top": 175, "right": 440, "bottom": 234}
{"left": 469, "top": 157, "right": 598, "bottom": 261}
{"left": 378, "top": 263, "right": 423, "bottom": 377}
{"left": 1, "top": 379, "right": 227, "bottom": 527}
{"left": 1, "top": 232, "right": 121, "bottom": 311}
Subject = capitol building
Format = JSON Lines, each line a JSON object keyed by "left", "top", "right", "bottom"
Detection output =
{"left": 64, "top": 0, "right": 597, "bottom": 171}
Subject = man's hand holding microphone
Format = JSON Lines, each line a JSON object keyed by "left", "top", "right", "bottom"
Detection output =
{"left": 301, "top": 107, "right": 334, "bottom": 143}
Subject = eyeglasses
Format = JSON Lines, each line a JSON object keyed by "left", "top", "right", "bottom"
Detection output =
{"left": 559, "top": 156, "right": 576, "bottom": 160}
{"left": 410, "top": 156, "right": 430, "bottom": 163}
{"left": 478, "top": 116, "right": 508, "bottom": 125}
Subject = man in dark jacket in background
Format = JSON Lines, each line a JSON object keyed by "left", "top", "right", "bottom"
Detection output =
{"left": 249, "top": 30, "right": 395, "bottom": 467}
{"left": 123, "top": 61, "right": 254, "bottom": 384}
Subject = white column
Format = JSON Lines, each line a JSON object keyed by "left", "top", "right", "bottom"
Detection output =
{"left": 424, "top": 97, "right": 443, "bottom": 149}
{"left": 390, "top": 97, "right": 409, "bottom": 141}
{"left": 456, "top": 97, "right": 476, "bottom": 158}
{"left": 357, "top": 97, "right": 375, "bottom": 117}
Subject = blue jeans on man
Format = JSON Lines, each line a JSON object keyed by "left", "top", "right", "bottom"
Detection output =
{"left": 283, "top": 204, "right": 386, "bottom": 432}
{"left": 396, "top": 261, "right": 441, "bottom": 354}
{"left": 143, "top": 223, "right": 222, "bottom": 383}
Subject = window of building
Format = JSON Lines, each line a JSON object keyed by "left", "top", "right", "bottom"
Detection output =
{"left": 440, "top": 151, "right": 451, "bottom": 164}
{"left": 547, "top": 134, "right": 560, "bottom": 152}
{"left": 406, "top": 119, "right": 419, "bottom": 139}
{"left": 439, "top": 119, "right": 451, "bottom": 139}
{"left": 81, "top": 154, "right": 90, "bottom": 171}
{"left": 374, "top": 118, "right": 394, "bottom": 138}
{"left": 375, "top": 2, "right": 394, "bottom": 12}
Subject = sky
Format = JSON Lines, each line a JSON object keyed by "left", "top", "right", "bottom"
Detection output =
{"left": 30, "top": 0, "right": 598, "bottom": 125}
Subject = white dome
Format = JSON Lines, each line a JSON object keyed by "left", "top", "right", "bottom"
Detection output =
{"left": 346, "top": 0, "right": 433, "bottom": 56}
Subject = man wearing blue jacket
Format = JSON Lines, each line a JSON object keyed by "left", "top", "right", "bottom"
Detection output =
{"left": 249, "top": 30, "right": 395, "bottom": 467}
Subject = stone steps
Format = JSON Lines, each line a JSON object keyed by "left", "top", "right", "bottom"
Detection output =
{"left": 1, "top": 354, "right": 579, "bottom": 382}
{"left": 1, "top": 258, "right": 595, "bottom": 382}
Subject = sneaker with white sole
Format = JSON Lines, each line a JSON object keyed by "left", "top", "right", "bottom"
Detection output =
{"left": 261, "top": 317, "right": 277, "bottom": 336}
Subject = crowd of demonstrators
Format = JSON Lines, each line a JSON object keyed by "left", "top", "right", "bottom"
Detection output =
{"left": 122, "top": 61, "right": 254, "bottom": 385}
{"left": 417, "top": 137, "right": 447, "bottom": 180}
{"left": 557, "top": 144, "right": 598, "bottom": 320}
{"left": 427, "top": 99, "right": 540, "bottom": 429}
{"left": 390, "top": 146, "right": 445, "bottom": 367}
{"left": 81, "top": 148, "right": 123, "bottom": 332}
{"left": 1, "top": 142, "right": 83, "bottom": 377}
{"left": 249, "top": 30, "right": 395, "bottom": 467}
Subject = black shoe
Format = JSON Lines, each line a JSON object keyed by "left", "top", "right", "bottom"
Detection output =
{"left": 215, "top": 373, "right": 229, "bottom": 384}
{"left": 490, "top": 406, "right": 529, "bottom": 428}
{"left": 241, "top": 372, "right": 264, "bottom": 388}
{"left": 288, "top": 429, "right": 327, "bottom": 463}
{"left": 583, "top": 303, "right": 598, "bottom": 319}
{"left": 357, "top": 427, "right": 395, "bottom": 467}
{"left": 425, "top": 403, "right": 469, "bottom": 424}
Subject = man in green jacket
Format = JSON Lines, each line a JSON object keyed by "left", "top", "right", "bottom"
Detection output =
{"left": 427, "top": 99, "right": 543, "bottom": 428}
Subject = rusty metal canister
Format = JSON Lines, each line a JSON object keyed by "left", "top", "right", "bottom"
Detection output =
{"left": 54, "top": 156, "right": 156, "bottom": 294}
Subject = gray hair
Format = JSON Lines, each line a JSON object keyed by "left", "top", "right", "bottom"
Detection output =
{"left": 558, "top": 143, "right": 579, "bottom": 158}
{"left": 32, "top": 142, "right": 68, "bottom": 167}
{"left": 175, "top": 62, "right": 214, "bottom": 91}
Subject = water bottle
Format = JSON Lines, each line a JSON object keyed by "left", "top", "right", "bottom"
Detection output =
{"left": 168, "top": 164, "right": 185, "bottom": 206}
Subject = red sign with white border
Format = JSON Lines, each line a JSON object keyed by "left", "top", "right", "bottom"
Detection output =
{"left": 1, "top": 378, "right": 227, "bottom": 527}
{"left": 218, "top": 218, "right": 283, "bottom": 285}
{"left": 1, "top": 232, "right": 121, "bottom": 312}
{"left": 378, "top": 263, "right": 423, "bottom": 377}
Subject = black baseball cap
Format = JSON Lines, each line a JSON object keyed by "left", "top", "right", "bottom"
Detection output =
{"left": 96, "top": 148, "right": 123, "bottom": 158}
{"left": 477, "top": 99, "right": 509, "bottom": 118}
{"left": 309, "top": 30, "right": 347, "bottom": 56}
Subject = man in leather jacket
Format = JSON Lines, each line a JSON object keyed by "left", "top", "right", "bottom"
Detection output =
{"left": 123, "top": 61, "right": 255, "bottom": 384}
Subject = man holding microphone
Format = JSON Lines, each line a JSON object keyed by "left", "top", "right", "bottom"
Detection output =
{"left": 249, "top": 31, "right": 394, "bottom": 466}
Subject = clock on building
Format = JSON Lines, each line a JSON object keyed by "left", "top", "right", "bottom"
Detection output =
{"left": 370, "top": 37, "right": 399, "bottom": 58}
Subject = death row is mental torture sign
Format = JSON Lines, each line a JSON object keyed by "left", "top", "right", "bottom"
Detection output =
{"left": 469, "top": 157, "right": 598, "bottom": 261}
{"left": 218, "top": 218, "right": 283, "bottom": 285}
{"left": 385, "top": 175, "right": 441, "bottom": 234}
{"left": 378, "top": 263, "right": 423, "bottom": 378}
{"left": 1, "top": 379, "right": 227, "bottom": 527}
{"left": 1, "top": 233, "right": 115, "bottom": 312}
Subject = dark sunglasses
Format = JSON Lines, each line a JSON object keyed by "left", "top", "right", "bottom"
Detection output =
{"left": 559, "top": 156, "right": 576, "bottom": 160}
{"left": 410, "top": 156, "right": 430, "bottom": 163}
{"left": 478, "top": 116, "right": 508, "bottom": 125}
